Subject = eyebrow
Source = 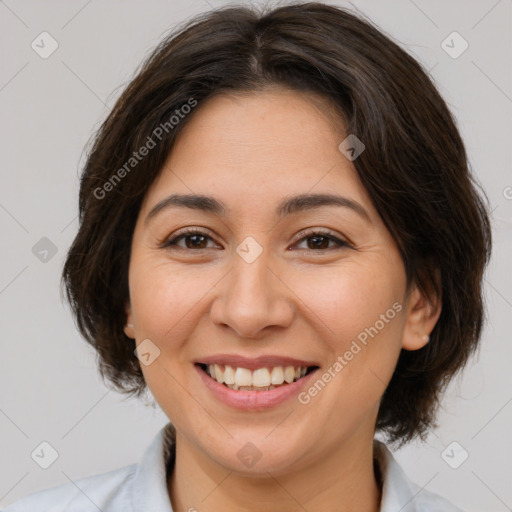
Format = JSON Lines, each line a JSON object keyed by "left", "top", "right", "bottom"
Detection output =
{"left": 145, "top": 192, "right": 371, "bottom": 225}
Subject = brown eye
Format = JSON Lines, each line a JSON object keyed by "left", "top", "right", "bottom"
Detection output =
{"left": 305, "top": 234, "right": 331, "bottom": 250}
{"left": 163, "top": 229, "right": 218, "bottom": 250}
{"left": 181, "top": 233, "right": 209, "bottom": 249}
{"left": 294, "top": 230, "right": 350, "bottom": 251}
{"left": 162, "top": 229, "right": 349, "bottom": 252}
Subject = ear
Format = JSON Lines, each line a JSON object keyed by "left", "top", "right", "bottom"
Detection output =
{"left": 124, "top": 301, "right": 135, "bottom": 339}
{"left": 401, "top": 279, "right": 442, "bottom": 351}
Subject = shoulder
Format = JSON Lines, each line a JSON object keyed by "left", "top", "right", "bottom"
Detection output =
{"left": 2, "top": 463, "right": 137, "bottom": 512}
{"left": 375, "top": 441, "right": 464, "bottom": 512}
{"left": 3, "top": 423, "right": 178, "bottom": 512}
{"left": 410, "top": 485, "right": 464, "bottom": 512}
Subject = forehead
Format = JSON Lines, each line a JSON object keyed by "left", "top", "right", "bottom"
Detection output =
{"left": 168, "top": 88, "right": 347, "bottom": 166}
{"left": 141, "top": 89, "right": 373, "bottom": 220}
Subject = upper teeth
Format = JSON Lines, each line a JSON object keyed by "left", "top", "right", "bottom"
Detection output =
{"left": 207, "top": 364, "right": 308, "bottom": 387}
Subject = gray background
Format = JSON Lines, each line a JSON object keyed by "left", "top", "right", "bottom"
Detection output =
{"left": 0, "top": 0, "right": 510, "bottom": 510}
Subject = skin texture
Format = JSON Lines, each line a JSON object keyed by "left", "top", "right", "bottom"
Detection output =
{"left": 124, "top": 88, "right": 441, "bottom": 512}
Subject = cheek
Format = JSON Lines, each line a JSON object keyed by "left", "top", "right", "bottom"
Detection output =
{"left": 290, "top": 261, "right": 405, "bottom": 347}
{"left": 128, "top": 259, "right": 218, "bottom": 415}
{"left": 128, "top": 259, "right": 220, "bottom": 343}
{"left": 292, "top": 264, "right": 405, "bottom": 421}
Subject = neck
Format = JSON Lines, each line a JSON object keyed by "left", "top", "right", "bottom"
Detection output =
{"left": 167, "top": 430, "right": 381, "bottom": 512}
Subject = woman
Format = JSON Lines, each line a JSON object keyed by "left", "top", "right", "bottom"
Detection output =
{"left": 5, "top": 2, "right": 491, "bottom": 511}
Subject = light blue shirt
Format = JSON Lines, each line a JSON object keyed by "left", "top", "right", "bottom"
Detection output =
{"left": 3, "top": 423, "right": 462, "bottom": 511}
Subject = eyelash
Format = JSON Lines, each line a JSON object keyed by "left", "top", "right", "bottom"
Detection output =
{"left": 161, "top": 228, "right": 350, "bottom": 252}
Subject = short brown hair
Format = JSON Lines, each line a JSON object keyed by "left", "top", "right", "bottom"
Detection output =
{"left": 61, "top": 2, "right": 492, "bottom": 445}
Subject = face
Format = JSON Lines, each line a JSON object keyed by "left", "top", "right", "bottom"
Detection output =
{"left": 124, "top": 88, "right": 433, "bottom": 476}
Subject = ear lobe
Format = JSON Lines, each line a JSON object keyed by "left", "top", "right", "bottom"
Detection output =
{"left": 401, "top": 281, "right": 442, "bottom": 351}
{"left": 124, "top": 302, "right": 135, "bottom": 339}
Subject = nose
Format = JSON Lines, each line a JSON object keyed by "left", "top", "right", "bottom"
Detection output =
{"left": 209, "top": 243, "right": 294, "bottom": 339}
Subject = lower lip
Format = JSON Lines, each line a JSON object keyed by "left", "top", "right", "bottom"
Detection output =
{"left": 195, "top": 364, "right": 319, "bottom": 411}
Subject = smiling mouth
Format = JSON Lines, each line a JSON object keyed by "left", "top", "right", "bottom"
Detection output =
{"left": 196, "top": 363, "right": 319, "bottom": 391}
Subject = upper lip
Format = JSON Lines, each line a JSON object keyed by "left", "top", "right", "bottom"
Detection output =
{"left": 195, "top": 354, "right": 320, "bottom": 371}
